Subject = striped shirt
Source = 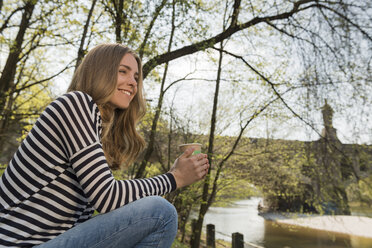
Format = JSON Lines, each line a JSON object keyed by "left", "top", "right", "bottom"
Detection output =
{"left": 0, "top": 91, "right": 176, "bottom": 247}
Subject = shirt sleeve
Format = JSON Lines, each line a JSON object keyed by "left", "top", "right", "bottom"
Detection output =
{"left": 52, "top": 91, "right": 177, "bottom": 213}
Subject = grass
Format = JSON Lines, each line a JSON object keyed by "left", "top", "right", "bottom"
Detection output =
{"left": 171, "top": 232, "right": 231, "bottom": 248}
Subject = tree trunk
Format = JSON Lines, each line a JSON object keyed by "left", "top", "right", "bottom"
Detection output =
{"left": 135, "top": 89, "right": 164, "bottom": 178}
{"left": 138, "top": 0, "right": 167, "bottom": 59}
{"left": 191, "top": 39, "right": 224, "bottom": 248}
{"left": 0, "top": 95, "right": 16, "bottom": 154}
{"left": 0, "top": 0, "right": 37, "bottom": 151}
{"left": 135, "top": 0, "right": 177, "bottom": 178}
{"left": 113, "top": 0, "right": 124, "bottom": 43}
{"left": 167, "top": 110, "right": 173, "bottom": 171}
{"left": 75, "top": 0, "right": 97, "bottom": 69}
{"left": 0, "top": 1, "right": 36, "bottom": 95}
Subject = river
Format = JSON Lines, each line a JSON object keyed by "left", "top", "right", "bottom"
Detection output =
{"left": 199, "top": 197, "right": 372, "bottom": 248}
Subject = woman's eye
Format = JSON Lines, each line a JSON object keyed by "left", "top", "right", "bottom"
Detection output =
{"left": 119, "top": 70, "right": 126, "bottom": 74}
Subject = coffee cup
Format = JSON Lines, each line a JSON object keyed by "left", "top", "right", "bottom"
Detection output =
{"left": 178, "top": 143, "right": 202, "bottom": 155}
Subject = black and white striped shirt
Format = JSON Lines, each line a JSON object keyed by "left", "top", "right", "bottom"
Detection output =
{"left": 0, "top": 91, "right": 176, "bottom": 247}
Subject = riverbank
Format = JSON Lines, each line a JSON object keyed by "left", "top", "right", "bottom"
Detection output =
{"left": 178, "top": 198, "right": 372, "bottom": 248}
{"left": 260, "top": 212, "right": 372, "bottom": 239}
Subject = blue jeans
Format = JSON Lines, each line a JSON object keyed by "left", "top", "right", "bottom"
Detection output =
{"left": 36, "top": 196, "right": 178, "bottom": 248}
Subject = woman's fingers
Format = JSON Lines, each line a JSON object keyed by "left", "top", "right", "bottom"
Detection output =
{"left": 196, "top": 160, "right": 209, "bottom": 177}
{"left": 169, "top": 152, "right": 210, "bottom": 188}
{"left": 179, "top": 148, "right": 195, "bottom": 159}
{"left": 189, "top": 153, "right": 206, "bottom": 162}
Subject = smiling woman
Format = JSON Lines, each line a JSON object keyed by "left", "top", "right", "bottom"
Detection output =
{"left": 67, "top": 44, "right": 146, "bottom": 169}
{"left": 110, "top": 54, "right": 139, "bottom": 109}
{"left": 0, "top": 44, "right": 210, "bottom": 247}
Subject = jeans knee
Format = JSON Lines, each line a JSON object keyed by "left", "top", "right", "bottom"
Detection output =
{"left": 149, "top": 196, "right": 177, "bottom": 217}
{"left": 146, "top": 196, "right": 178, "bottom": 229}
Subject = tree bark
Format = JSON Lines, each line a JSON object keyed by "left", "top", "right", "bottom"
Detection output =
{"left": 135, "top": 0, "right": 177, "bottom": 178}
{"left": 112, "top": 0, "right": 125, "bottom": 43}
{"left": 138, "top": 0, "right": 167, "bottom": 59}
{"left": 75, "top": 0, "right": 97, "bottom": 69}
{"left": 0, "top": 1, "right": 36, "bottom": 96}
{"left": 191, "top": 38, "right": 224, "bottom": 248}
{"left": 0, "top": 0, "right": 37, "bottom": 151}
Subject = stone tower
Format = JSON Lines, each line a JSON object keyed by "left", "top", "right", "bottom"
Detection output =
{"left": 317, "top": 99, "right": 350, "bottom": 214}
{"left": 321, "top": 100, "right": 339, "bottom": 143}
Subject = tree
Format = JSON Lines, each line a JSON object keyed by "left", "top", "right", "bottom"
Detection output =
{"left": 0, "top": 1, "right": 37, "bottom": 96}
{"left": 0, "top": 1, "right": 38, "bottom": 139}
{"left": 135, "top": 0, "right": 177, "bottom": 178}
{"left": 0, "top": 0, "right": 75, "bottom": 154}
{"left": 75, "top": 0, "right": 98, "bottom": 69}
{"left": 0, "top": 0, "right": 106, "bottom": 156}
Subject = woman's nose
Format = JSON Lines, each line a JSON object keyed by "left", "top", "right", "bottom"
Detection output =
{"left": 128, "top": 76, "right": 137, "bottom": 87}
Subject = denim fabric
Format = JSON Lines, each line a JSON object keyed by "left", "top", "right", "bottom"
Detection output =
{"left": 36, "top": 196, "right": 178, "bottom": 248}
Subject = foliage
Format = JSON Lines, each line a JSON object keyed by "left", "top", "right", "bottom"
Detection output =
{"left": 14, "top": 84, "right": 53, "bottom": 141}
{"left": 347, "top": 175, "right": 372, "bottom": 206}
{"left": 0, "top": 0, "right": 371, "bottom": 246}
{"left": 358, "top": 176, "right": 372, "bottom": 203}
{"left": 212, "top": 178, "right": 260, "bottom": 207}
{"left": 0, "top": 165, "right": 5, "bottom": 177}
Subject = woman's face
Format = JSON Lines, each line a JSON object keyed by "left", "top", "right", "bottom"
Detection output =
{"left": 109, "top": 53, "right": 139, "bottom": 109}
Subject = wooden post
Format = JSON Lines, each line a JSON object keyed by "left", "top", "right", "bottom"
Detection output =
{"left": 232, "top": 232, "right": 244, "bottom": 248}
{"left": 206, "top": 224, "right": 215, "bottom": 248}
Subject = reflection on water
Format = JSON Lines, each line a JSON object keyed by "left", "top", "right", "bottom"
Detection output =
{"left": 263, "top": 221, "right": 372, "bottom": 248}
{"left": 201, "top": 197, "right": 372, "bottom": 248}
{"left": 202, "top": 197, "right": 265, "bottom": 245}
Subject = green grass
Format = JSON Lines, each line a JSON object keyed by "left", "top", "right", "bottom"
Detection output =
{"left": 171, "top": 239, "right": 189, "bottom": 248}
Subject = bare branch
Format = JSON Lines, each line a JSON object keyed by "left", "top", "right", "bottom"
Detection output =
{"left": 213, "top": 47, "right": 323, "bottom": 138}
{"left": 0, "top": 6, "right": 24, "bottom": 34}
{"left": 14, "top": 60, "right": 75, "bottom": 93}
{"left": 75, "top": 0, "right": 98, "bottom": 69}
{"left": 317, "top": 3, "right": 372, "bottom": 41}
{"left": 142, "top": 0, "right": 318, "bottom": 78}
{"left": 138, "top": 0, "right": 167, "bottom": 59}
{"left": 208, "top": 96, "right": 280, "bottom": 206}
{"left": 230, "top": 0, "right": 241, "bottom": 27}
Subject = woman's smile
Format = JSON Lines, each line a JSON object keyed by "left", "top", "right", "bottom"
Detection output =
{"left": 109, "top": 53, "right": 138, "bottom": 109}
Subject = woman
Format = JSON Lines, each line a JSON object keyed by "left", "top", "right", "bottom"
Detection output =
{"left": 0, "top": 44, "right": 209, "bottom": 247}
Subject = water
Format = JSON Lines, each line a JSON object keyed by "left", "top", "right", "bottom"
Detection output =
{"left": 201, "top": 197, "right": 372, "bottom": 248}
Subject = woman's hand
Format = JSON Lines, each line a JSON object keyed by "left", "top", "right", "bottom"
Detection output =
{"left": 169, "top": 148, "right": 210, "bottom": 189}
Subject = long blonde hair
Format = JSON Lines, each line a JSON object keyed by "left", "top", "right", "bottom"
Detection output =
{"left": 68, "top": 43, "right": 146, "bottom": 169}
